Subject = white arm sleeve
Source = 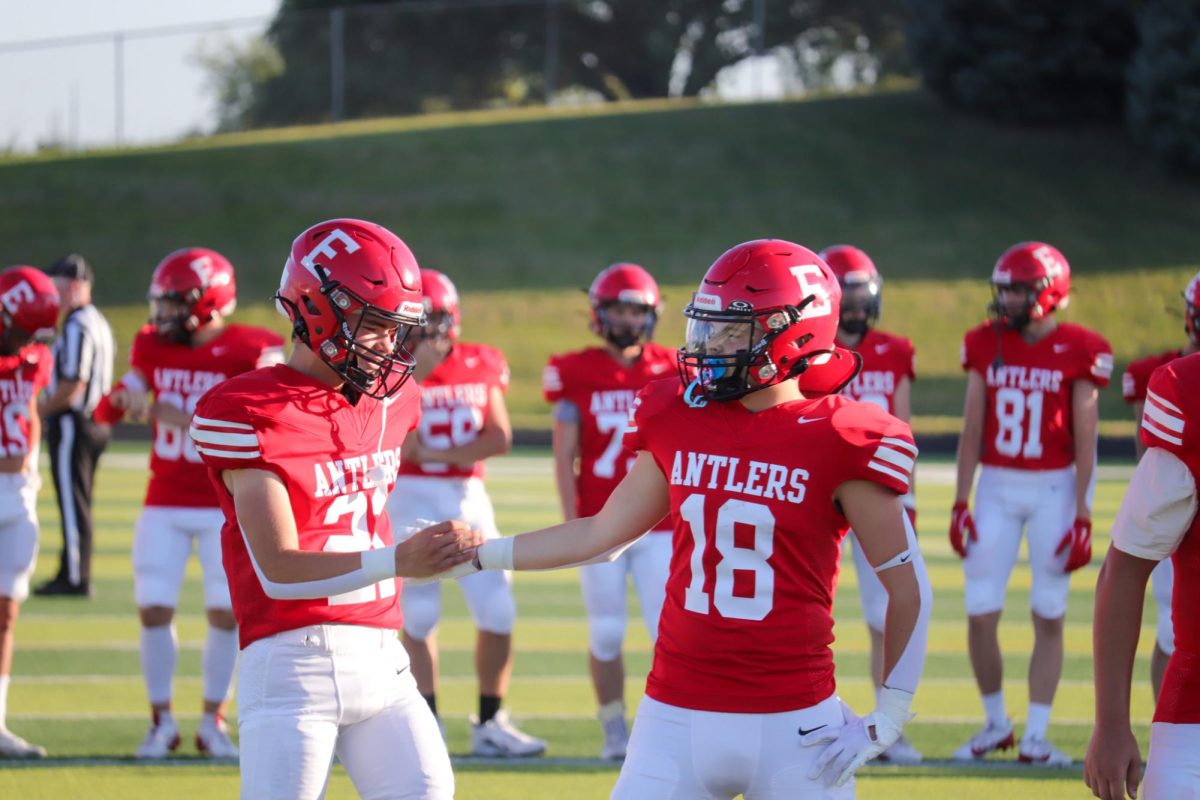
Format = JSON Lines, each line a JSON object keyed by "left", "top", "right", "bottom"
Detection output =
{"left": 880, "top": 511, "right": 933, "bottom": 696}
{"left": 1111, "top": 447, "right": 1198, "bottom": 562}
{"left": 474, "top": 531, "right": 649, "bottom": 573}
{"left": 240, "top": 524, "right": 397, "bottom": 600}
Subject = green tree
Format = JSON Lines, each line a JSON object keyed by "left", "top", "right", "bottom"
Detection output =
{"left": 1127, "top": 0, "right": 1200, "bottom": 172}
{"left": 907, "top": 0, "right": 1136, "bottom": 124}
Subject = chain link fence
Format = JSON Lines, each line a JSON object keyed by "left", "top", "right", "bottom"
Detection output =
{"left": 1, "top": 0, "right": 899, "bottom": 153}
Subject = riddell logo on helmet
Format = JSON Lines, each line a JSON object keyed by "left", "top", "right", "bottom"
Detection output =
{"left": 692, "top": 292, "right": 723, "bottom": 311}
{"left": 398, "top": 301, "right": 424, "bottom": 318}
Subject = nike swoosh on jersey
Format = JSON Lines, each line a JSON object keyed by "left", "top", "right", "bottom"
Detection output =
{"left": 875, "top": 345, "right": 890, "bottom": 354}
{"left": 1053, "top": 344, "right": 1069, "bottom": 353}
{"left": 796, "top": 417, "right": 826, "bottom": 425}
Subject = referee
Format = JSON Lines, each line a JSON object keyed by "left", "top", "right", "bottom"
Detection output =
{"left": 34, "top": 254, "right": 114, "bottom": 597}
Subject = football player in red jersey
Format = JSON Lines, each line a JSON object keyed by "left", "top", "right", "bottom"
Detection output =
{"left": 93, "top": 248, "right": 286, "bottom": 759}
{"left": 1086, "top": 354, "right": 1200, "bottom": 800}
{"left": 951, "top": 242, "right": 1113, "bottom": 766}
{"left": 543, "top": 262, "right": 675, "bottom": 759}
{"left": 822, "top": 244, "right": 922, "bottom": 765}
{"left": 189, "top": 220, "right": 479, "bottom": 799}
{"left": 0, "top": 267, "right": 58, "bottom": 758}
{"left": 436, "top": 240, "right": 933, "bottom": 798}
{"left": 386, "top": 269, "right": 545, "bottom": 757}
{"left": 1118, "top": 269, "right": 1200, "bottom": 704}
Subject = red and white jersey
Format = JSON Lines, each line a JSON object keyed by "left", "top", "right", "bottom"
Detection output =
{"left": 1139, "top": 356, "right": 1200, "bottom": 724}
{"left": 1123, "top": 349, "right": 1186, "bottom": 406}
{"left": 131, "top": 324, "right": 285, "bottom": 508}
{"left": 398, "top": 343, "right": 508, "bottom": 480}
{"left": 544, "top": 343, "right": 675, "bottom": 529}
{"left": 624, "top": 378, "right": 916, "bottom": 713}
{"left": 962, "top": 321, "right": 1112, "bottom": 471}
{"left": 191, "top": 365, "right": 419, "bottom": 649}
{"left": 840, "top": 329, "right": 915, "bottom": 414}
{"left": 0, "top": 344, "right": 52, "bottom": 460}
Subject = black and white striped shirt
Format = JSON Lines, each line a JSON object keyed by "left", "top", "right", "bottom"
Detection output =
{"left": 50, "top": 304, "right": 115, "bottom": 415}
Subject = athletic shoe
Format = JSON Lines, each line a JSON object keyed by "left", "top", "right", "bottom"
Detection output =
{"left": 0, "top": 728, "right": 46, "bottom": 758}
{"left": 195, "top": 715, "right": 239, "bottom": 759}
{"left": 952, "top": 720, "right": 1015, "bottom": 761}
{"left": 1018, "top": 735, "right": 1072, "bottom": 767}
{"left": 135, "top": 714, "right": 181, "bottom": 759}
{"left": 875, "top": 734, "right": 923, "bottom": 765}
{"left": 599, "top": 714, "right": 628, "bottom": 761}
{"left": 470, "top": 710, "right": 547, "bottom": 757}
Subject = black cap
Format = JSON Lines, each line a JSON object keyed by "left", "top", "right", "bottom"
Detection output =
{"left": 47, "top": 253, "right": 93, "bottom": 282}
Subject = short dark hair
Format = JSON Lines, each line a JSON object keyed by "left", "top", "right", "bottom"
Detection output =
{"left": 47, "top": 253, "right": 93, "bottom": 283}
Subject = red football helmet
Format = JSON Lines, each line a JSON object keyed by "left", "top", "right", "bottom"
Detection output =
{"left": 679, "top": 239, "right": 859, "bottom": 404}
{"left": 588, "top": 262, "right": 661, "bottom": 347}
{"left": 275, "top": 218, "right": 425, "bottom": 399}
{"left": 820, "top": 244, "right": 882, "bottom": 334}
{"left": 990, "top": 242, "right": 1070, "bottom": 328}
{"left": 0, "top": 266, "right": 60, "bottom": 355}
{"left": 419, "top": 269, "right": 461, "bottom": 341}
{"left": 1185, "top": 270, "right": 1200, "bottom": 345}
{"left": 148, "top": 247, "right": 237, "bottom": 341}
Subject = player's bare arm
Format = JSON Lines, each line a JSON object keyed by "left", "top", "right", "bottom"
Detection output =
{"left": 1085, "top": 548, "right": 1154, "bottom": 800}
{"left": 477, "top": 452, "right": 668, "bottom": 572}
{"left": 404, "top": 386, "right": 512, "bottom": 466}
{"left": 551, "top": 415, "right": 581, "bottom": 522}
{"left": 839, "top": 480, "right": 928, "bottom": 685}
{"left": 226, "top": 467, "right": 480, "bottom": 591}
{"left": 954, "top": 371, "right": 986, "bottom": 505}
{"left": 1072, "top": 380, "right": 1100, "bottom": 518}
{"left": 950, "top": 371, "right": 986, "bottom": 557}
{"left": 1132, "top": 400, "right": 1147, "bottom": 462}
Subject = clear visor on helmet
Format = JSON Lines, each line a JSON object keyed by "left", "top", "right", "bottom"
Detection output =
{"left": 683, "top": 314, "right": 756, "bottom": 357}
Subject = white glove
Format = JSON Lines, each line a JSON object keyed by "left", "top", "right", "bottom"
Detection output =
{"left": 801, "top": 691, "right": 914, "bottom": 788}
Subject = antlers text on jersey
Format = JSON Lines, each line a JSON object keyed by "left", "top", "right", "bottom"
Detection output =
{"left": 422, "top": 382, "right": 489, "bottom": 409}
{"left": 843, "top": 370, "right": 896, "bottom": 403}
{"left": 591, "top": 388, "right": 637, "bottom": 416}
{"left": 154, "top": 367, "right": 227, "bottom": 396}
{"left": 669, "top": 450, "right": 808, "bottom": 505}
{"left": 985, "top": 363, "right": 1063, "bottom": 393}
{"left": 312, "top": 445, "right": 403, "bottom": 500}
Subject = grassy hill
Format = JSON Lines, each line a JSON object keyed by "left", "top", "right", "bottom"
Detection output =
{"left": 5, "top": 89, "right": 1199, "bottom": 431}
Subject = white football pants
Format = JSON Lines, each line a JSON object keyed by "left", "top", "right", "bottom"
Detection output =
{"left": 580, "top": 533, "right": 672, "bottom": 661}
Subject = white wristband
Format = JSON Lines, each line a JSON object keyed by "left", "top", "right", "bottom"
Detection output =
{"left": 476, "top": 537, "right": 515, "bottom": 571}
{"left": 361, "top": 546, "right": 397, "bottom": 583}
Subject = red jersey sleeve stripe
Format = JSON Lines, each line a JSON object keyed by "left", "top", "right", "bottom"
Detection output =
{"left": 881, "top": 436, "right": 918, "bottom": 457}
{"left": 195, "top": 444, "right": 263, "bottom": 460}
{"left": 190, "top": 428, "right": 259, "bottom": 448}
{"left": 1147, "top": 388, "right": 1183, "bottom": 415}
{"left": 1142, "top": 417, "right": 1184, "bottom": 447}
{"left": 868, "top": 459, "right": 911, "bottom": 489}
{"left": 1145, "top": 393, "right": 1185, "bottom": 433}
{"left": 192, "top": 414, "right": 255, "bottom": 431}
{"left": 873, "top": 444, "right": 915, "bottom": 474}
